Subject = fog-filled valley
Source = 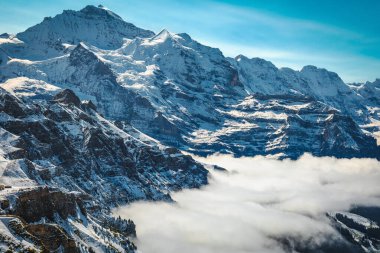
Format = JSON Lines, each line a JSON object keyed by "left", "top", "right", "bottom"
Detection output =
{"left": 114, "top": 154, "right": 380, "bottom": 253}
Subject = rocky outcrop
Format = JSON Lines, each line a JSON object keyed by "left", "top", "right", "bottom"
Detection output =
{"left": 8, "top": 217, "right": 80, "bottom": 253}
{"left": 2, "top": 186, "right": 137, "bottom": 253}
{"left": 26, "top": 224, "right": 79, "bottom": 253}
{"left": 53, "top": 88, "right": 81, "bottom": 107}
{"left": 0, "top": 90, "right": 26, "bottom": 118}
{"left": 4, "top": 187, "right": 82, "bottom": 252}
{"left": 328, "top": 207, "right": 380, "bottom": 252}
{"left": 13, "top": 187, "right": 85, "bottom": 223}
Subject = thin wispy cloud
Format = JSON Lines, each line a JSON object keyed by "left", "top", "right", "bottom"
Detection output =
{"left": 211, "top": 2, "right": 363, "bottom": 39}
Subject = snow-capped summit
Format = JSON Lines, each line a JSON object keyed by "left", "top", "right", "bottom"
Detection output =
{"left": 231, "top": 54, "right": 303, "bottom": 95}
{"left": 1, "top": 5, "right": 155, "bottom": 60}
{"left": 150, "top": 29, "right": 173, "bottom": 43}
{"left": 235, "top": 54, "right": 277, "bottom": 70}
{"left": 355, "top": 79, "right": 380, "bottom": 107}
{"left": 79, "top": 4, "right": 124, "bottom": 20}
{"left": 300, "top": 65, "right": 351, "bottom": 97}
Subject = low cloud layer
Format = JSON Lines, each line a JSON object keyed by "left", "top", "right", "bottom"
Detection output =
{"left": 113, "top": 154, "right": 380, "bottom": 253}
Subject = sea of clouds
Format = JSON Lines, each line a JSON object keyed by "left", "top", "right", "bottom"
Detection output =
{"left": 113, "top": 154, "right": 380, "bottom": 253}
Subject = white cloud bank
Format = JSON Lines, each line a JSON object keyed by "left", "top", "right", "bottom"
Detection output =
{"left": 113, "top": 154, "right": 380, "bottom": 253}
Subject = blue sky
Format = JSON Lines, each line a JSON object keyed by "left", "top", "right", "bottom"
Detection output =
{"left": 1, "top": 0, "right": 379, "bottom": 82}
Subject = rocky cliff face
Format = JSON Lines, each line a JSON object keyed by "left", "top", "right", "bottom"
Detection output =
{"left": 0, "top": 84, "right": 208, "bottom": 252}
{"left": 0, "top": 85, "right": 208, "bottom": 205}
{"left": 1, "top": 186, "right": 137, "bottom": 252}
{"left": 13, "top": 187, "right": 84, "bottom": 223}
{"left": 7, "top": 188, "right": 81, "bottom": 253}
{"left": 187, "top": 94, "right": 378, "bottom": 158}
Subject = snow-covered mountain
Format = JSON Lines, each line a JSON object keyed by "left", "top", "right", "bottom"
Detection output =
{"left": 0, "top": 4, "right": 379, "bottom": 252}
{"left": 1, "top": 5, "right": 378, "bottom": 159}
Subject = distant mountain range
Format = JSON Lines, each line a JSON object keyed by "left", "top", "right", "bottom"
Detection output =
{"left": 0, "top": 5, "right": 379, "bottom": 253}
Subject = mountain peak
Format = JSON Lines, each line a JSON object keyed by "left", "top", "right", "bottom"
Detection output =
{"left": 53, "top": 89, "right": 81, "bottom": 107}
{"left": 235, "top": 54, "right": 277, "bottom": 70}
{"left": 1, "top": 5, "right": 379, "bottom": 162}
{"left": 79, "top": 4, "right": 123, "bottom": 20}
{"left": 301, "top": 65, "right": 320, "bottom": 72}
{"left": 301, "top": 65, "right": 342, "bottom": 82}
{"left": 15, "top": 5, "right": 155, "bottom": 57}
{"left": 70, "top": 42, "right": 102, "bottom": 66}
{"left": 69, "top": 42, "right": 100, "bottom": 66}
{"left": 300, "top": 65, "right": 350, "bottom": 97}
{"left": 76, "top": 41, "right": 90, "bottom": 50}
{"left": 235, "top": 54, "right": 249, "bottom": 61}
{"left": 153, "top": 29, "right": 172, "bottom": 40}
{"left": 176, "top": 33, "right": 192, "bottom": 42}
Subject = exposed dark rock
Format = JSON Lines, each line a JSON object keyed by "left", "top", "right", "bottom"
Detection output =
{"left": 0, "top": 90, "right": 26, "bottom": 117}
{"left": 53, "top": 89, "right": 81, "bottom": 107}
{"left": 151, "top": 112, "right": 182, "bottom": 141}
{"left": 82, "top": 100, "right": 97, "bottom": 111}
{"left": 8, "top": 216, "right": 80, "bottom": 253}
{"left": 13, "top": 187, "right": 84, "bottom": 223}
{"left": 26, "top": 224, "right": 79, "bottom": 253}
{"left": 0, "top": 199, "right": 10, "bottom": 209}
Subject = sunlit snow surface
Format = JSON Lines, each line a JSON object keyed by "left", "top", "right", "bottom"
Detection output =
{"left": 114, "top": 154, "right": 380, "bottom": 253}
